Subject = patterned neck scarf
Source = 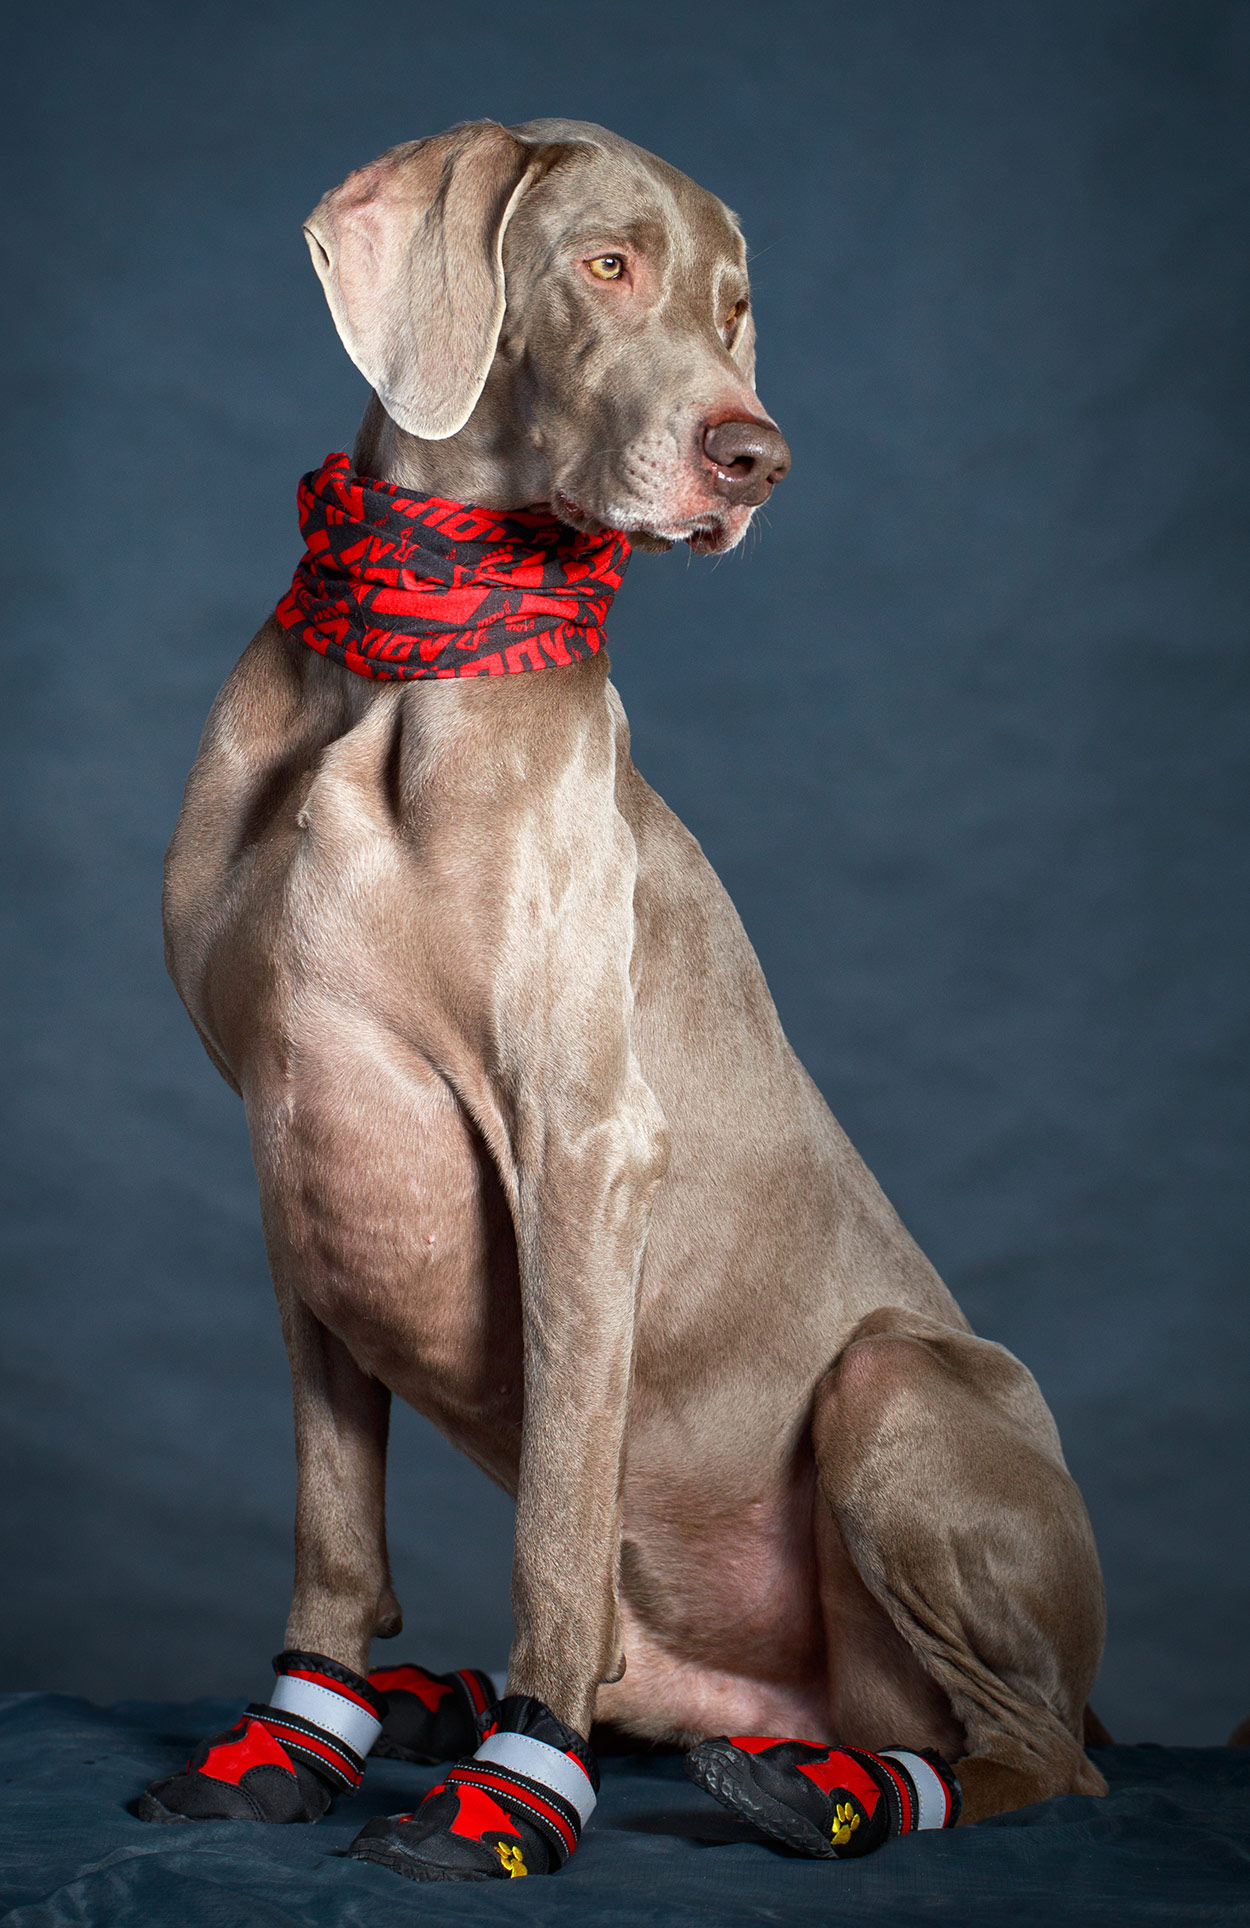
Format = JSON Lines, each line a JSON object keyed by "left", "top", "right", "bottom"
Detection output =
{"left": 275, "top": 452, "right": 631, "bottom": 681}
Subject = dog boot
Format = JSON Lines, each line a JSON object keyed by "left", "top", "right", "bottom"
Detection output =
{"left": 368, "top": 1663, "right": 499, "bottom": 1762}
{"left": 685, "top": 1734, "right": 960, "bottom": 1858}
{"left": 348, "top": 1694, "right": 598, "bottom": 1880}
{"left": 137, "top": 1650, "right": 386, "bottom": 1823}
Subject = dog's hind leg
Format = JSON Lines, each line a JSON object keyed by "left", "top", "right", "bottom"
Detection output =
{"left": 811, "top": 1306, "right": 1107, "bottom": 1822}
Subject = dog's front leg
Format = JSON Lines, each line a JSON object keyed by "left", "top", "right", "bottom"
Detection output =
{"left": 506, "top": 1068, "right": 668, "bottom": 1738}
{"left": 139, "top": 1283, "right": 396, "bottom": 1824}
{"left": 277, "top": 1282, "right": 399, "bottom": 1672}
{"left": 347, "top": 1058, "right": 667, "bottom": 1883}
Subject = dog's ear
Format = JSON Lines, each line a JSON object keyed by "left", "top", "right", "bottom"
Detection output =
{"left": 303, "top": 122, "right": 554, "bottom": 441}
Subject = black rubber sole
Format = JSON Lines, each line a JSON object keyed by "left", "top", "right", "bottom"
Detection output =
{"left": 133, "top": 1789, "right": 324, "bottom": 1825}
{"left": 349, "top": 1839, "right": 500, "bottom": 1883}
{"left": 134, "top": 1791, "right": 191, "bottom": 1825}
{"left": 684, "top": 1739, "right": 839, "bottom": 1859}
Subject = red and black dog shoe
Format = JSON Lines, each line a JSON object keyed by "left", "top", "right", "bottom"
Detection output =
{"left": 685, "top": 1734, "right": 960, "bottom": 1858}
{"left": 136, "top": 1650, "right": 386, "bottom": 1824}
{"left": 348, "top": 1695, "right": 598, "bottom": 1881}
{"left": 368, "top": 1663, "right": 498, "bottom": 1764}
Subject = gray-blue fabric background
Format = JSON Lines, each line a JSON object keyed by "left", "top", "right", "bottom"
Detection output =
{"left": 3, "top": 1, "right": 1247, "bottom": 1745}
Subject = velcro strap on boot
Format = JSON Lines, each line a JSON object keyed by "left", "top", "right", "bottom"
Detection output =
{"left": 474, "top": 1730, "right": 598, "bottom": 1827}
{"left": 248, "top": 1650, "right": 386, "bottom": 1791}
{"left": 245, "top": 1702, "right": 368, "bottom": 1790}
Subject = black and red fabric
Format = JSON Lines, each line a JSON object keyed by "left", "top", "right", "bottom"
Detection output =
{"left": 136, "top": 1651, "right": 386, "bottom": 1824}
{"left": 274, "top": 453, "right": 631, "bottom": 682}
{"left": 136, "top": 1715, "right": 337, "bottom": 1825}
{"left": 349, "top": 1695, "right": 599, "bottom": 1882}
{"left": 369, "top": 1662, "right": 498, "bottom": 1763}
{"left": 684, "top": 1734, "right": 961, "bottom": 1859}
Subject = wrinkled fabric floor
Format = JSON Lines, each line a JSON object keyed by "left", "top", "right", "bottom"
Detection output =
{"left": 1, "top": 1695, "right": 1247, "bottom": 1926}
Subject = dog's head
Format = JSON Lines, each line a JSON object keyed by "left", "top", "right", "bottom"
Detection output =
{"left": 303, "top": 119, "right": 789, "bottom": 554}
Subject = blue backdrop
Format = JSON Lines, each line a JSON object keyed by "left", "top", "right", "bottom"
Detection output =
{"left": 3, "top": 0, "right": 1247, "bottom": 1744}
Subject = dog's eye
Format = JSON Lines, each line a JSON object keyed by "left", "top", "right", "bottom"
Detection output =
{"left": 724, "top": 299, "right": 748, "bottom": 341}
{"left": 587, "top": 255, "right": 625, "bottom": 281}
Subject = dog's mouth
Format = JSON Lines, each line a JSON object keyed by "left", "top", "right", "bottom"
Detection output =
{"left": 552, "top": 492, "right": 737, "bottom": 556}
{"left": 550, "top": 491, "right": 613, "bottom": 537}
{"left": 685, "top": 518, "right": 735, "bottom": 555}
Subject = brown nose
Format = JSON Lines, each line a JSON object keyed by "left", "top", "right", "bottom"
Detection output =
{"left": 702, "top": 419, "right": 791, "bottom": 505}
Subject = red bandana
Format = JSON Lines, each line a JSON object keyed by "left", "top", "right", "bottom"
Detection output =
{"left": 274, "top": 452, "right": 631, "bottom": 680}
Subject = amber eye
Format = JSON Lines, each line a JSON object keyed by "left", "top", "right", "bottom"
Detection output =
{"left": 587, "top": 255, "right": 625, "bottom": 280}
{"left": 724, "top": 299, "right": 748, "bottom": 339}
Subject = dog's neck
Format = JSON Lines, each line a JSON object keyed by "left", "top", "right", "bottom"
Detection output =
{"left": 351, "top": 393, "right": 548, "bottom": 514}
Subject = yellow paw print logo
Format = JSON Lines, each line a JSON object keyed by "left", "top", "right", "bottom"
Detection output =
{"left": 831, "top": 1801, "right": 861, "bottom": 1848}
{"left": 495, "top": 1841, "right": 528, "bottom": 1877}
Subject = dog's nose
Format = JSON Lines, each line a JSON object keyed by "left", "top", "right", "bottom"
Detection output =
{"left": 702, "top": 419, "right": 791, "bottom": 506}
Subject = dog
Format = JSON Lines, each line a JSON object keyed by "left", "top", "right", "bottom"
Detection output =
{"left": 149, "top": 118, "right": 1106, "bottom": 1878}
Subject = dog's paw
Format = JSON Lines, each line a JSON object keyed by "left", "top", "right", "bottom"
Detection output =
{"left": 685, "top": 1736, "right": 960, "bottom": 1859}
{"left": 348, "top": 1782, "right": 552, "bottom": 1881}
{"left": 350, "top": 1696, "right": 597, "bottom": 1881}
{"left": 368, "top": 1663, "right": 497, "bottom": 1763}
{"left": 137, "top": 1717, "right": 334, "bottom": 1824}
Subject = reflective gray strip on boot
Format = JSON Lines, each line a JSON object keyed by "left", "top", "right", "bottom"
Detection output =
{"left": 268, "top": 1673, "right": 383, "bottom": 1758}
{"left": 881, "top": 1750, "right": 954, "bottom": 1830}
{"left": 473, "top": 1730, "right": 598, "bottom": 1827}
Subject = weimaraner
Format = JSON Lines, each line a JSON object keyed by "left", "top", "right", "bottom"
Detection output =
{"left": 150, "top": 117, "right": 1106, "bottom": 1880}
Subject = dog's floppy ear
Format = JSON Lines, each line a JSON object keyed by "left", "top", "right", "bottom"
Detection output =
{"left": 303, "top": 121, "right": 554, "bottom": 441}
